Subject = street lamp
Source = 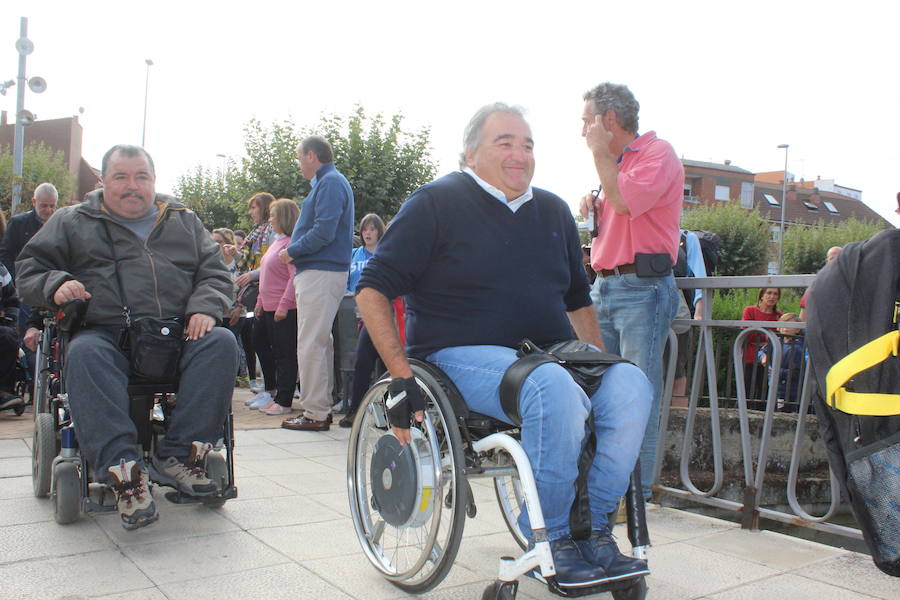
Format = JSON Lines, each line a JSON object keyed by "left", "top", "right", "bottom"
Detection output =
{"left": 141, "top": 59, "right": 153, "bottom": 147}
{"left": 777, "top": 144, "right": 789, "bottom": 274}
{"left": 10, "top": 17, "right": 48, "bottom": 215}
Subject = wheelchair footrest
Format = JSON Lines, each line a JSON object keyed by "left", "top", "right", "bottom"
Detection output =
{"left": 546, "top": 574, "right": 646, "bottom": 598}
{"left": 163, "top": 485, "right": 237, "bottom": 505}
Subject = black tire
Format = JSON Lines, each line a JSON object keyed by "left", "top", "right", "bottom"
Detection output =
{"left": 494, "top": 470, "right": 528, "bottom": 550}
{"left": 482, "top": 580, "right": 518, "bottom": 600}
{"left": 612, "top": 576, "right": 648, "bottom": 600}
{"left": 203, "top": 452, "right": 228, "bottom": 509}
{"left": 52, "top": 461, "right": 81, "bottom": 525}
{"left": 348, "top": 362, "right": 467, "bottom": 594}
{"left": 13, "top": 403, "right": 25, "bottom": 416}
{"left": 32, "top": 413, "right": 56, "bottom": 497}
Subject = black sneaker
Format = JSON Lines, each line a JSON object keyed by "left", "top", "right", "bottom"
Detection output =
{"left": 0, "top": 392, "right": 23, "bottom": 411}
{"left": 574, "top": 527, "right": 649, "bottom": 582}
{"left": 531, "top": 536, "right": 610, "bottom": 588}
{"left": 108, "top": 459, "right": 158, "bottom": 531}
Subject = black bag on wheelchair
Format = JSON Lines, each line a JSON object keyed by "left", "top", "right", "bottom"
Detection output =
{"left": 122, "top": 316, "right": 184, "bottom": 382}
{"left": 806, "top": 229, "right": 900, "bottom": 577}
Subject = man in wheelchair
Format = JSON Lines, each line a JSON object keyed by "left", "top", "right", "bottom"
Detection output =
{"left": 0, "top": 263, "right": 24, "bottom": 412}
{"left": 356, "top": 104, "right": 653, "bottom": 590}
{"left": 16, "top": 144, "right": 239, "bottom": 530}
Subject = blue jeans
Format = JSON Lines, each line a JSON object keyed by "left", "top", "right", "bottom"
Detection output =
{"left": 591, "top": 272, "right": 678, "bottom": 497}
{"left": 428, "top": 346, "right": 651, "bottom": 541}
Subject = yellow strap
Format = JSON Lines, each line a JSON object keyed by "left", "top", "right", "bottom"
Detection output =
{"left": 826, "top": 330, "right": 900, "bottom": 416}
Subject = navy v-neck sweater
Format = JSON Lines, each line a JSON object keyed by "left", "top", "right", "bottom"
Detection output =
{"left": 358, "top": 172, "right": 591, "bottom": 358}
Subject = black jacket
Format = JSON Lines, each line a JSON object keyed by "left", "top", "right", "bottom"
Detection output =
{"left": 0, "top": 210, "right": 44, "bottom": 280}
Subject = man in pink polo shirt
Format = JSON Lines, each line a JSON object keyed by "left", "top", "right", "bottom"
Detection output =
{"left": 579, "top": 82, "right": 683, "bottom": 499}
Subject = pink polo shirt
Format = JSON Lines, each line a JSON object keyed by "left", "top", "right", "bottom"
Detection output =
{"left": 589, "top": 131, "right": 684, "bottom": 271}
{"left": 257, "top": 235, "right": 297, "bottom": 313}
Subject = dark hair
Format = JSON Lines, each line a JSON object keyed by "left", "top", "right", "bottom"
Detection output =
{"left": 101, "top": 144, "right": 155, "bottom": 176}
{"left": 247, "top": 192, "right": 275, "bottom": 221}
{"left": 233, "top": 229, "right": 246, "bottom": 239}
{"left": 358, "top": 213, "right": 386, "bottom": 241}
{"left": 756, "top": 287, "right": 780, "bottom": 310}
{"left": 583, "top": 83, "right": 640, "bottom": 133}
{"left": 300, "top": 135, "right": 334, "bottom": 163}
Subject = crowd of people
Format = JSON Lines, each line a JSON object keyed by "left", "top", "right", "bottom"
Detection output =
{"left": 0, "top": 81, "right": 840, "bottom": 588}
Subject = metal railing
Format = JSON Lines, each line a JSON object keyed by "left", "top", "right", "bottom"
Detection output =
{"left": 654, "top": 274, "right": 861, "bottom": 540}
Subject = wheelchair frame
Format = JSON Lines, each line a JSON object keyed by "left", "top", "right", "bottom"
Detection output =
{"left": 348, "top": 359, "right": 649, "bottom": 600}
{"left": 30, "top": 301, "right": 238, "bottom": 524}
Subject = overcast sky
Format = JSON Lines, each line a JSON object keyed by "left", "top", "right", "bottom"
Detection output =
{"left": 5, "top": 1, "right": 898, "bottom": 227}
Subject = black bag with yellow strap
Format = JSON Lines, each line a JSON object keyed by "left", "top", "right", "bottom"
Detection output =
{"left": 806, "top": 229, "right": 900, "bottom": 577}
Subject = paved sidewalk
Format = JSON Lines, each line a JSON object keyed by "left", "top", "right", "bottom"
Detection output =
{"left": 2, "top": 421, "right": 898, "bottom": 600}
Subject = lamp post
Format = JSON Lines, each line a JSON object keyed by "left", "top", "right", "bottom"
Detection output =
{"left": 141, "top": 59, "right": 153, "bottom": 147}
{"left": 10, "top": 17, "right": 48, "bottom": 215}
{"left": 777, "top": 144, "right": 789, "bottom": 274}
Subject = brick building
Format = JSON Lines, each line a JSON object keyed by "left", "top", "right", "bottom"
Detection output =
{"left": 0, "top": 113, "right": 99, "bottom": 205}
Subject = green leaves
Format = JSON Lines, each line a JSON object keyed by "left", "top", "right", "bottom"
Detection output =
{"left": 0, "top": 142, "right": 76, "bottom": 214}
{"left": 782, "top": 218, "right": 884, "bottom": 274}
{"left": 174, "top": 106, "right": 437, "bottom": 231}
{"left": 682, "top": 203, "right": 770, "bottom": 276}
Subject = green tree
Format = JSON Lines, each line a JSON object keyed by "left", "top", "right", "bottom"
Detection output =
{"left": 782, "top": 218, "right": 885, "bottom": 274}
{"left": 174, "top": 160, "right": 254, "bottom": 231}
{"left": 0, "top": 142, "right": 76, "bottom": 215}
{"left": 681, "top": 202, "right": 770, "bottom": 276}
{"left": 176, "top": 106, "right": 438, "bottom": 231}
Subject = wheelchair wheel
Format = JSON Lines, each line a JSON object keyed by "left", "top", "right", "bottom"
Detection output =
{"left": 348, "top": 368, "right": 467, "bottom": 593}
{"left": 494, "top": 470, "right": 528, "bottom": 550}
{"left": 53, "top": 461, "right": 81, "bottom": 524}
{"left": 203, "top": 452, "right": 228, "bottom": 509}
{"left": 32, "top": 412, "right": 57, "bottom": 497}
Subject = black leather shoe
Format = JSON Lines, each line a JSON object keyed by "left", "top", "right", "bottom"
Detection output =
{"left": 574, "top": 528, "right": 649, "bottom": 582}
{"left": 532, "top": 536, "right": 610, "bottom": 588}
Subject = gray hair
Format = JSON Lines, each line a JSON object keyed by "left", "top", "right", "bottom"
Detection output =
{"left": 459, "top": 102, "right": 528, "bottom": 169}
{"left": 583, "top": 83, "right": 640, "bottom": 133}
{"left": 101, "top": 144, "right": 155, "bottom": 176}
{"left": 33, "top": 182, "right": 59, "bottom": 201}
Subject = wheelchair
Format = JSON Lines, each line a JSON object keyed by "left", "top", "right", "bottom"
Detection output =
{"left": 30, "top": 300, "right": 237, "bottom": 524}
{"left": 347, "top": 359, "right": 649, "bottom": 600}
{"left": 0, "top": 315, "right": 30, "bottom": 416}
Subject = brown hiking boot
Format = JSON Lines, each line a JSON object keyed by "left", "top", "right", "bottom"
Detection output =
{"left": 108, "top": 459, "right": 158, "bottom": 531}
{"left": 150, "top": 441, "right": 217, "bottom": 496}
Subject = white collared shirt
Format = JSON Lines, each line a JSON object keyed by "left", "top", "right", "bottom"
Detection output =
{"left": 462, "top": 167, "right": 533, "bottom": 213}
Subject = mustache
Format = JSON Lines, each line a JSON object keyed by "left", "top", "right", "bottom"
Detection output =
{"left": 121, "top": 192, "right": 146, "bottom": 201}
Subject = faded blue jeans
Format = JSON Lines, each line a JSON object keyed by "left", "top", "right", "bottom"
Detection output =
{"left": 428, "top": 346, "right": 651, "bottom": 541}
{"left": 591, "top": 272, "right": 679, "bottom": 498}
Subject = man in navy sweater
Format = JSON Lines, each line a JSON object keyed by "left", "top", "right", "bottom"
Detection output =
{"left": 279, "top": 136, "right": 354, "bottom": 432}
{"left": 356, "top": 104, "right": 652, "bottom": 590}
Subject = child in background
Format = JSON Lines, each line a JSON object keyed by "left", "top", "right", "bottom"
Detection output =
{"left": 758, "top": 313, "right": 807, "bottom": 411}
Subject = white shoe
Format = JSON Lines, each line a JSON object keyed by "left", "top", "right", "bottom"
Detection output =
{"left": 249, "top": 379, "right": 264, "bottom": 394}
{"left": 248, "top": 392, "right": 273, "bottom": 409}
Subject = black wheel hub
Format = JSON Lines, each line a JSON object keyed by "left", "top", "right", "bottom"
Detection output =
{"left": 370, "top": 434, "right": 419, "bottom": 527}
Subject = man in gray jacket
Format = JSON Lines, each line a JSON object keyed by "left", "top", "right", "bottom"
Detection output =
{"left": 16, "top": 144, "right": 239, "bottom": 531}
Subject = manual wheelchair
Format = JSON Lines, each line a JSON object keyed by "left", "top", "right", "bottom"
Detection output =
{"left": 347, "top": 359, "right": 650, "bottom": 600}
{"left": 30, "top": 300, "right": 237, "bottom": 524}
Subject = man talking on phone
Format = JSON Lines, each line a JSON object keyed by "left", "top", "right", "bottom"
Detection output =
{"left": 579, "top": 82, "right": 683, "bottom": 499}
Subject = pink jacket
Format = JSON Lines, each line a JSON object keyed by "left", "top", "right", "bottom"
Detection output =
{"left": 257, "top": 236, "right": 296, "bottom": 313}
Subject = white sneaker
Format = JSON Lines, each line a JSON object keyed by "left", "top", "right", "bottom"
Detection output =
{"left": 249, "top": 379, "right": 264, "bottom": 394}
{"left": 248, "top": 391, "right": 273, "bottom": 409}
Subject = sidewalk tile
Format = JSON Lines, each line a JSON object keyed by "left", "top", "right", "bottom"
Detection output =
{"left": 687, "top": 527, "right": 845, "bottom": 570}
{"left": 159, "top": 562, "right": 353, "bottom": 600}
{"left": 792, "top": 553, "right": 900, "bottom": 600}
{"left": 0, "top": 550, "right": 153, "bottom": 598}
{"left": 706, "top": 572, "right": 879, "bottom": 599}
{"left": 0, "top": 438, "right": 30, "bottom": 458}
{"left": 120, "top": 530, "right": 289, "bottom": 585}
{"left": 222, "top": 494, "right": 344, "bottom": 529}
{"left": 0, "top": 475, "right": 33, "bottom": 500}
{"left": 0, "top": 518, "right": 112, "bottom": 564}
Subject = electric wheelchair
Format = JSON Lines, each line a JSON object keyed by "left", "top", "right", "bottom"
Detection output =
{"left": 348, "top": 359, "right": 650, "bottom": 600}
{"left": 30, "top": 300, "right": 237, "bottom": 524}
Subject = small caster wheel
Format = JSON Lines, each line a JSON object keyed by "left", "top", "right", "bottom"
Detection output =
{"left": 612, "top": 576, "right": 648, "bottom": 600}
{"left": 53, "top": 461, "right": 81, "bottom": 524}
{"left": 482, "top": 579, "right": 518, "bottom": 600}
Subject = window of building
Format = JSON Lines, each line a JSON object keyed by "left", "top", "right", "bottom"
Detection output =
{"left": 683, "top": 183, "right": 698, "bottom": 203}
{"left": 770, "top": 224, "right": 780, "bottom": 243}
{"left": 803, "top": 201, "right": 818, "bottom": 211}
{"left": 823, "top": 201, "right": 839, "bottom": 214}
{"left": 715, "top": 185, "right": 730, "bottom": 201}
{"left": 740, "top": 182, "right": 754, "bottom": 209}
{"left": 767, "top": 261, "right": 778, "bottom": 275}
{"left": 763, "top": 193, "right": 780, "bottom": 206}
